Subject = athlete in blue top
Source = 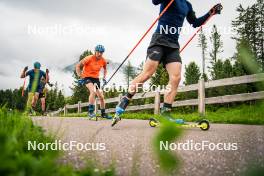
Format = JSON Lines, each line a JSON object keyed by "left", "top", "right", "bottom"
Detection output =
{"left": 21, "top": 62, "right": 48, "bottom": 115}
{"left": 112, "top": 0, "right": 223, "bottom": 126}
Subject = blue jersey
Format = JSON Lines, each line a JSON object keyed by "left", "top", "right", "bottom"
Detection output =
{"left": 26, "top": 69, "right": 46, "bottom": 92}
{"left": 153, "top": 0, "right": 210, "bottom": 43}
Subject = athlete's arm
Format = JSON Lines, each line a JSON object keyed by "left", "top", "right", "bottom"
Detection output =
{"left": 75, "top": 62, "right": 83, "bottom": 78}
{"left": 103, "top": 64, "right": 107, "bottom": 79}
{"left": 186, "top": 2, "right": 222, "bottom": 28}
{"left": 20, "top": 66, "right": 28, "bottom": 78}
{"left": 186, "top": 2, "right": 210, "bottom": 28}
{"left": 76, "top": 56, "right": 90, "bottom": 78}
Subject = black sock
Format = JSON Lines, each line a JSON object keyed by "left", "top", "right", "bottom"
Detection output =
{"left": 163, "top": 103, "right": 172, "bottom": 109}
{"left": 125, "top": 92, "right": 134, "bottom": 99}
{"left": 118, "top": 96, "right": 130, "bottom": 110}
{"left": 101, "top": 109, "right": 105, "bottom": 114}
{"left": 88, "top": 104, "right": 95, "bottom": 113}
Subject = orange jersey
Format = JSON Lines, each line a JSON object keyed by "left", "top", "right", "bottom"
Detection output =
{"left": 81, "top": 55, "right": 107, "bottom": 78}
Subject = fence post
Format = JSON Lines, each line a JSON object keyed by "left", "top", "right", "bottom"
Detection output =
{"left": 64, "top": 105, "right": 68, "bottom": 116}
{"left": 154, "top": 91, "right": 161, "bottom": 114}
{"left": 198, "top": 79, "right": 205, "bottom": 116}
{"left": 118, "top": 94, "right": 123, "bottom": 101}
{"left": 77, "top": 101, "right": 81, "bottom": 114}
{"left": 94, "top": 98, "right": 98, "bottom": 115}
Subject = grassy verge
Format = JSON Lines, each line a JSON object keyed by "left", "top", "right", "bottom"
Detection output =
{"left": 63, "top": 103, "right": 264, "bottom": 125}
{"left": 0, "top": 108, "right": 115, "bottom": 176}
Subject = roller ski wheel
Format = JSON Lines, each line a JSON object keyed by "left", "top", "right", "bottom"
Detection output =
{"left": 111, "top": 114, "right": 121, "bottom": 127}
{"left": 149, "top": 118, "right": 159, "bottom": 127}
{"left": 198, "top": 119, "right": 210, "bottom": 131}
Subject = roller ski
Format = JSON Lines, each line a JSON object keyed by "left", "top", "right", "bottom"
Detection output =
{"left": 149, "top": 107, "right": 210, "bottom": 131}
{"left": 149, "top": 117, "right": 210, "bottom": 131}
{"left": 111, "top": 114, "right": 121, "bottom": 127}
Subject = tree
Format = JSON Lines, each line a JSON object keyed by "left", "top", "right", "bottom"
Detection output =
{"left": 184, "top": 62, "right": 201, "bottom": 85}
{"left": 54, "top": 90, "right": 65, "bottom": 109}
{"left": 232, "top": 0, "right": 264, "bottom": 71}
{"left": 0, "top": 88, "right": 27, "bottom": 111}
{"left": 211, "top": 59, "right": 224, "bottom": 80}
{"left": 208, "top": 25, "right": 224, "bottom": 80}
{"left": 122, "top": 61, "right": 136, "bottom": 87}
{"left": 209, "top": 25, "right": 223, "bottom": 77}
{"left": 222, "top": 59, "right": 233, "bottom": 78}
{"left": 198, "top": 28, "right": 208, "bottom": 79}
{"left": 45, "top": 83, "right": 58, "bottom": 111}
{"left": 183, "top": 62, "right": 201, "bottom": 103}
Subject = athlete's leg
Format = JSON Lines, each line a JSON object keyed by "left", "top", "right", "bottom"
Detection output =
{"left": 32, "top": 92, "right": 39, "bottom": 108}
{"left": 26, "top": 92, "right": 34, "bottom": 109}
{"left": 117, "top": 59, "right": 159, "bottom": 111}
{"left": 112, "top": 59, "right": 159, "bottom": 126}
{"left": 86, "top": 82, "right": 97, "bottom": 118}
{"left": 95, "top": 89, "right": 105, "bottom": 109}
{"left": 164, "top": 62, "right": 182, "bottom": 104}
{"left": 128, "top": 59, "right": 159, "bottom": 95}
{"left": 95, "top": 89, "right": 111, "bottom": 119}
{"left": 86, "top": 83, "right": 96, "bottom": 104}
{"left": 40, "top": 97, "right": 46, "bottom": 112}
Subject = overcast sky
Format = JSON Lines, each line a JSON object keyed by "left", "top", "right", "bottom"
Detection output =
{"left": 0, "top": 0, "right": 255, "bottom": 96}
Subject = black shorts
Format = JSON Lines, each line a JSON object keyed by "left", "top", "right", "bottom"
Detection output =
{"left": 147, "top": 33, "right": 182, "bottom": 65}
{"left": 83, "top": 77, "right": 101, "bottom": 89}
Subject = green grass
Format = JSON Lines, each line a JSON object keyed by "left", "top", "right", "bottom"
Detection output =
{"left": 63, "top": 103, "right": 264, "bottom": 125}
{"left": 170, "top": 104, "right": 264, "bottom": 125}
{"left": 0, "top": 108, "right": 115, "bottom": 176}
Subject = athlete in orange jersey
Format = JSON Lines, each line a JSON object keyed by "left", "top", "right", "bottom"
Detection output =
{"left": 76, "top": 45, "right": 111, "bottom": 119}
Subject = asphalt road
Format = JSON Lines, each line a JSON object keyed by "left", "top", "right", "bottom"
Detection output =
{"left": 32, "top": 117, "right": 264, "bottom": 176}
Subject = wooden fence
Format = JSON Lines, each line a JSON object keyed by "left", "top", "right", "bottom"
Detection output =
{"left": 57, "top": 73, "right": 264, "bottom": 116}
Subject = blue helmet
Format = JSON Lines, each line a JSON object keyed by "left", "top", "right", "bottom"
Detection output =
{"left": 95, "top": 44, "right": 105, "bottom": 53}
{"left": 34, "top": 62, "right": 41, "bottom": 69}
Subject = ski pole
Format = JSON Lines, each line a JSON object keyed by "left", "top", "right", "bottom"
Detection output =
{"left": 106, "top": 0, "right": 175, "bottom": 85}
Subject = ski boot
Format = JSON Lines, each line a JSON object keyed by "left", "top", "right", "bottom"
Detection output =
{"left": 160, "top": 107, "right": 185, "bottom": 124}
{"left": 101, "top": 113, "right": 112, "bottom": 119}
{"left": 111, "top": 107, "right": 123, "bottom": 127}
{"left": 111, "top": 93, "right": 132, "bottom": 127}
{"left": 88, "top": 104, "right": 97, "bottom": 121}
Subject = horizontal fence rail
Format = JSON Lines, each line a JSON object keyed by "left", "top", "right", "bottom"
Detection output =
{"left": 56, "top": 73, "right": 264, "bottom": 116}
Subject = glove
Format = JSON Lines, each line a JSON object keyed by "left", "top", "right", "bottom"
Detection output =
{"left": 103, "top": 79, "right": 107, "bottom": 86}
{"left": 78, "top": 78, "right": 86, "bottom": 86}
{"left": 210, "top": 3, "right": 223, "bottom": 15}
{"left": 24, "top": 66, "right": 28, "bottom": 72}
